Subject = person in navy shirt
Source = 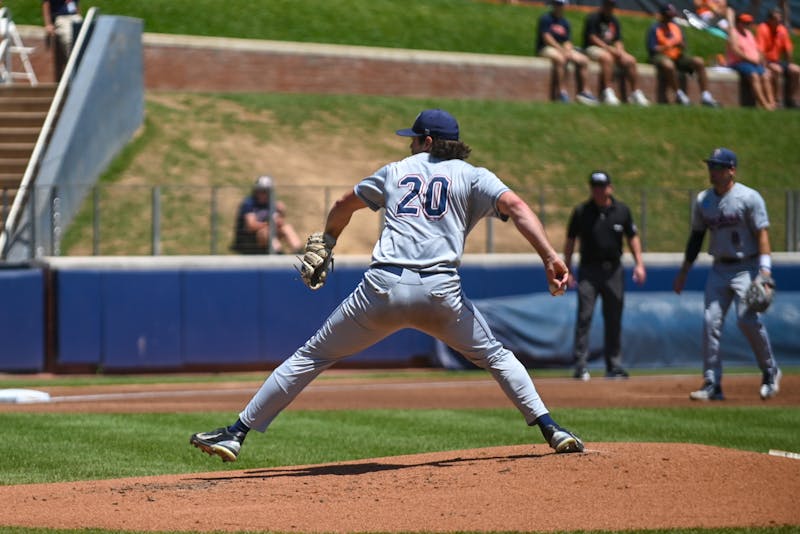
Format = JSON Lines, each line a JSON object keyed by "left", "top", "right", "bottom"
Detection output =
{"left": 536, "top": 0, "right": 598, "bottom": 105}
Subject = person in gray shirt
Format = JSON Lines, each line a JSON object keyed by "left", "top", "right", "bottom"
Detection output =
{"left": 673, "top": 147, "right": 781, "bottom": 401}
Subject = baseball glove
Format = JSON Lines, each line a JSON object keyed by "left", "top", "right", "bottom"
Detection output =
{"left": 743, "top": 272, "right": 776, "bottom": 313}
{"left": 298, "top": 232, "right": 336, "bottom": 290}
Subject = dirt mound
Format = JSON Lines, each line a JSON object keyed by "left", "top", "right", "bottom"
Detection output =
{"left": 1, "top": 442, "right": 797, "bottom": 532}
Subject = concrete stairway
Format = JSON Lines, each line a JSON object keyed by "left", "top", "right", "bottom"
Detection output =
{"left": 0, "top": 83, "right": 56, "bottom": 235}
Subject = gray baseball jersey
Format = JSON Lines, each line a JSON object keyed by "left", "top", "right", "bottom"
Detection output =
{"left": 356, "top": 151, "right": 510, "bottom": 271}
{"left": 691, "top": 182, "right": 776, "bottom": 386}
{"left": 691, "top": 182, "right": 769, "bottom": 260}
{"left": 239, "top": 152, "right": 551, "bottom": 433}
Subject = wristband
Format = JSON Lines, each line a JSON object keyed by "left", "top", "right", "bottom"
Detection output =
{"left": 759, "top": 254, "right": 771, "bottom": 272}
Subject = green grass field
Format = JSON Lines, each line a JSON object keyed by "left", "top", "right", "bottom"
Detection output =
{"left": 2, "top": 405, "right": 798, "bottom": 486}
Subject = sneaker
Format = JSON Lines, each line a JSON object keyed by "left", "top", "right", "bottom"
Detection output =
{"left": 190, "top": 427, "right": 246, "bottom": 462}
{"left": 759, "top": 368, "right": 782, "bottom": 400}
{"left": 544, "top": 424, "right": 585, "bottom": 454}
{"left": 602, "top": 87, "right": 620, "bottom": 105}
{"left": 576, "top": 91, "right": 599, "bottom": 106}
{"left": 676, "top": 89, "right": 691, "bottom": 106}
{"left": 605, "top": 368, "right": 629, "bottom": 379}
{"left": 689, "top": 380, "right": 724, "bottom": 401}
{"left": 628, "top": 89, "right": 650, "bottom": 106}
{"left": 701, "top": 96, "right": 720, "bottom": 108}
{"left": 559, "top": 90, "right": 570, "bottom": 103}
{"left": 573, "top": 367, "right": 591, "bottom": 381}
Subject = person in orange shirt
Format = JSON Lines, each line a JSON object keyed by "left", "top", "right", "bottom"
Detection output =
{"left": 647, "top": 3, "right": 719, "bottom": 106}
{"left": 756, "top": 8, "right": 798, "bottom": 108}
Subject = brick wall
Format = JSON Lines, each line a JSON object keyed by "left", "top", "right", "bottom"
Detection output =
{"left": 17, "top": 27, "right": 743, "bottom": 106}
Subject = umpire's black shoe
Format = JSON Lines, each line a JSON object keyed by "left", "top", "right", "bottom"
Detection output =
{"left": 605, "top": 368, "right": 629, "bottom": 379}
{"left": 190, "top": 427, "right": 245, "bottom": 462}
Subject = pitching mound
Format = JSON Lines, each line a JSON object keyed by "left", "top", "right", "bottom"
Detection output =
{"left": 1, "top": 442, "right": 797, "bottom": 532}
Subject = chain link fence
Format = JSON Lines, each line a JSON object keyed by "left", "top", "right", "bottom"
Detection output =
{"left": 4, "top": 183, "right": 800, "bottom": 258}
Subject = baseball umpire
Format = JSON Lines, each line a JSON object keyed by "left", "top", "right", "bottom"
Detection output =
{"left": 190, "top": 108, "right": 584, "bottom": 462}
{"left": 673, "top": 147, "right": 781, "bottom": 401}
{"left": 563, "top": 171, "right": 646, "bottom": 381}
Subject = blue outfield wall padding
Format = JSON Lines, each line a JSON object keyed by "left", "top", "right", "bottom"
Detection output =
{"left": 258, "top": 266, "right": 434, "bottom": 365}
{"left": 0, "top": 269, "right": 44, "bottom": 371}
{"left": 41, "top": 256, "right": 800, "bottom": 372}
{"left": 56, "top": 270, "right": 103, "bottom": 365}
{"left": 101, "top": 271, "right": 182, "bottom": 369}
{"left": 182, "top": 270, "right": 263, "bottom": 365}
{"left": 260, "top": 268, "right": 346, "bottom": 363}
{"left": 434, "top": 285, "right": 800, "bottom": 371}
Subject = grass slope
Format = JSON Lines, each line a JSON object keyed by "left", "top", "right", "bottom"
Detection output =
{"left": 60, "top": 94, "right": 800, "bottom": 255}
{"left": 4, "top": 0, "right": 729, "bottom": 64}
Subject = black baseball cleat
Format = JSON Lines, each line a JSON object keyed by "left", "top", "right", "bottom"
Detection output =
{"left": 543, "top": 424, "right": 585, "bottom": 454}
{"left": 190, "top": 427, "right": 246, "bottom": 462}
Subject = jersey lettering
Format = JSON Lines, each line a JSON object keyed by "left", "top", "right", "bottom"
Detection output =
{"left": 396, "top": 174, "right": 451, "bottom": 219}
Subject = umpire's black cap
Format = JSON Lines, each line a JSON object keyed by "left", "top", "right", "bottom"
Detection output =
{"left": 589, "top": 171, "right": 611, "bottom": 186}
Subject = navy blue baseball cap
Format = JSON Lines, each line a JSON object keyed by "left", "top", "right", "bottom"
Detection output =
{"left": 704, "top": 147, "right": 737, "bottom": 168}
{"left": 396, "top": 109, "right": 460, "bottom": 141}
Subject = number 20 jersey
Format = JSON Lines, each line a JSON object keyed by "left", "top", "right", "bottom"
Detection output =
{"left": 355, "top": 151, "right": 510, "bottom": 272}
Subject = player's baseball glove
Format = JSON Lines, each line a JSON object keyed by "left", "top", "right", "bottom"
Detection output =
{"left": 743, "top": 272, "right": 776, "bottom": 313}
{"left": 298, "top": 232, "right": 336, "bottom": 290}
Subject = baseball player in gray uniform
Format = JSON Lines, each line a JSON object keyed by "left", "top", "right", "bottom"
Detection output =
{"left": 673, "top": 147, "right": 781, "bottom": 401}
{"left": 190, "top": 109, "right": 584, "bottom": 462}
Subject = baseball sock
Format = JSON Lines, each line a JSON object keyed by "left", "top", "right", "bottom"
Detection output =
{"left": 228, "top": 418, "right": 250, "bottom": 435}
{"left": 532, "top": 413, "right": 558, "bottom": 440}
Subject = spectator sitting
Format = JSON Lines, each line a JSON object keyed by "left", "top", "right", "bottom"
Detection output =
{"left": 756, "top": 8, "right": 798, "bottom": 108}
{"left": 694, "top": 0, "right": 729, "bottom": 32}
{"left": 582, "top": 0, "right": 650, "bottom": 106}
{"left": 232, "top": 175, "right": 303, "bottom": 255}
{"left": 647, "top": 3, "right": 720, "bottom": 106}
{"left": 726, "top": 9, "right": 776, "bottom": 110}
{"left": 536, "top": 0, "right": 598, "bottom": 105}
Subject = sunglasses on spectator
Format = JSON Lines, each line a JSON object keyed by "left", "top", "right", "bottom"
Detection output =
{"left": 706, "top": 162, "right": 732, "bottom": 170}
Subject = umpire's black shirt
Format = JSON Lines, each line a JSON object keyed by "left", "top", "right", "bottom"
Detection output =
{"left": 567, "top": 197, "right": 637, "bottom": 266}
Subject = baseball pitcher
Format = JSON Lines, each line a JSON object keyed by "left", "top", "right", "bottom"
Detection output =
{"left": 190, "top": 109, "right": 584, "bottom": 462}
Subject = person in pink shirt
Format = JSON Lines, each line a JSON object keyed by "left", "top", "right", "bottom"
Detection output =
{"left": 726, "top": 9, "right": 776, "bottom": 110}
{"left": 756, "top": 8, "right": 798, "bottom": 108}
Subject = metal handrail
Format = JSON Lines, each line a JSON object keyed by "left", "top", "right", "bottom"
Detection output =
{"left": 0, "top": 6, "right": 99, "bottom": 259}
{"left": 1, "top": 7, "right": 10, "bottom": 82}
